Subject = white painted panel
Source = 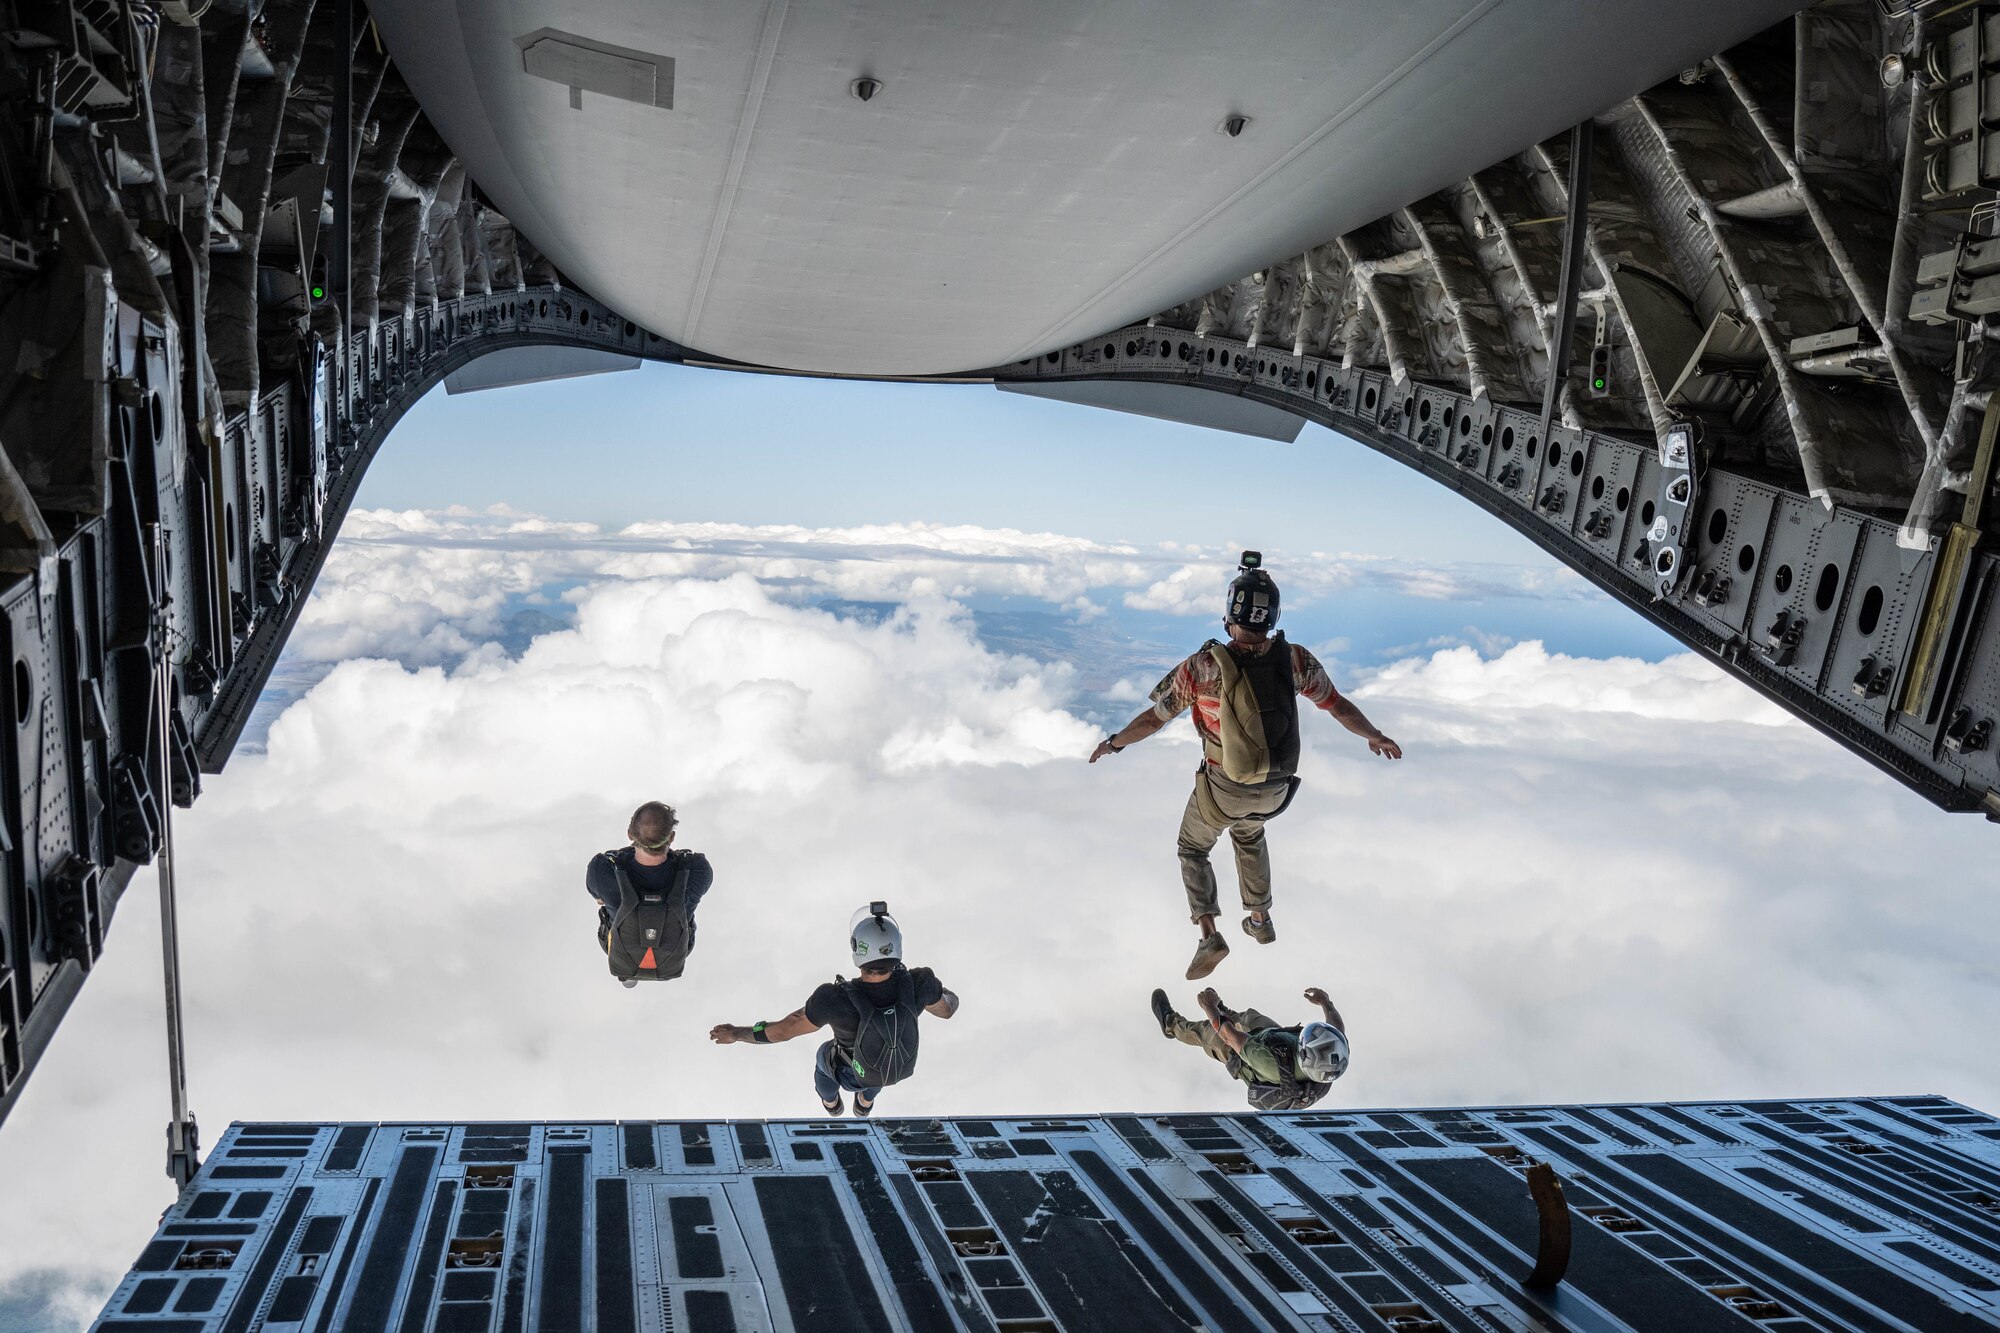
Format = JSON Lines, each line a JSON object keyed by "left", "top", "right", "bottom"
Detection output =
{"left": 374, "top": 0, "right": 1806, "bottom": 375}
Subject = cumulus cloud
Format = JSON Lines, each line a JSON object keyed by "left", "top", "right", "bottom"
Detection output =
{"left": 1357, "top": 641, "right": 1792, "bottom": 727}
{"left": 0, "top": 1270, "right": 101, "bottom": 1331}
{"left": 3, "top": 519, "right": 1997, "bottom": 1321}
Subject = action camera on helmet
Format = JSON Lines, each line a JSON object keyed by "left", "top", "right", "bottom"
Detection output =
{"left": 1225, "top": 552, "right": 1280, "bottom": 631}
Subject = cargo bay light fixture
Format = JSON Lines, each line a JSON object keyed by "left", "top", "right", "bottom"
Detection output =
{"left": 516, "top": 28, "right": 674, "bottom": 111}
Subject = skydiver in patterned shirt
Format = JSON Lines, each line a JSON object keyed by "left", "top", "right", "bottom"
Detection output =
{"left": 1090, "top": 553, "right": 1400, "bottom": 979}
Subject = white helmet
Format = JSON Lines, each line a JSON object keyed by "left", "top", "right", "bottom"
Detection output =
{"left": 1297, "top": 1022, "right": 1349, "bottom": 1083}
{"left": 849, "top": 901, "right": 902, "bottom": 970}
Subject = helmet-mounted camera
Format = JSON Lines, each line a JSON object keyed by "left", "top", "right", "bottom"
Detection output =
{"left": 849, "top": 901, "right": 903, "bottom": 969}
{"left": 1224, "top": 551, "right": 1280, "bottom": 631}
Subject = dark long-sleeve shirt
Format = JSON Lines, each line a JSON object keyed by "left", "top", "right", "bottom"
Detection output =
{"left": 586, "top": 848, "right": 713, "bottom": 916}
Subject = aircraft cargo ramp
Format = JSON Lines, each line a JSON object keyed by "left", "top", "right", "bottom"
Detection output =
{"left": 93, "top": 1098, "right": 2000, "bottom": 1332}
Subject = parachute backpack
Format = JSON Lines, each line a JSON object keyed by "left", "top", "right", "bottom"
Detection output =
{"left": 841, "top": 968, "right": 923, "bottom": 1087}
{"left": 1228, "top": 1026, "right": 1333, "bottom": 1112}
{"left": 1207, "top": 550, "right": 1303, "bottom": 785}
{"left": 839, "top": 902, "right": 922, "bottom": 1086}
{"left": 602, "top": 850, "right": 695, "bottom": 982}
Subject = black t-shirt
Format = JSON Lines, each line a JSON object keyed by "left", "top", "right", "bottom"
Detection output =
{"left": 804, "top": 966, "right": 944, "bottom": 1051}
{"left": 585, "top": 849, "right": 713, "bottom": 914}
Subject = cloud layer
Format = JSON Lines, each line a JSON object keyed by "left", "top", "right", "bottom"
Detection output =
{"left": 3, "top": 514, "right": 1996, "bottom": 1322}
{"left": 289, "top": 508, "right": 1604, "bottom": 670}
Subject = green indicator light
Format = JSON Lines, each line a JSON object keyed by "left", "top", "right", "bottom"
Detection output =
{"left": 310, "top": 284, "right": 326, "bottom": 300}
{"left": 1593, "top": 377, "right": 1606, "bottom": 390}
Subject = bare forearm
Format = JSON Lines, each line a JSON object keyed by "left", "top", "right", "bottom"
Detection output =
{"left": 926, "top": 989, "right": 960, "bottom": 1019}
{"left": 1302, "top": 988, "right": 1343, "bottom": 1032}
{"left": 1328, "top": 695, "right": 1385, "bottom": 740}
{"left": 1112, "top": 709, "right": 1167, "bottom": 747}
{"left": 1328, "top": 695, "right": 1403, "bottom": 757}
{"left": 1092, "top": 708, "right": 1168, "bottom": 762}
{"left": 711, "top": 1009, "right": 815, "bottom": 1045}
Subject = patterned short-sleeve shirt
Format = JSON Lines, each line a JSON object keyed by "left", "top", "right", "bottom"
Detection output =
{"left": 1149, "top": 639, "right": 1343, "bottom": 759}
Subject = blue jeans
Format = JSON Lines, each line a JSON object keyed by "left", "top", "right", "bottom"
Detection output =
{"left": 814, "top": 1041, "right": 883, "bottom": 1105}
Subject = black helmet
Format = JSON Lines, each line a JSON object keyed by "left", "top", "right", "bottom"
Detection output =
{"left": 1225, "top": 551, "right": 1280, "bottom": 631}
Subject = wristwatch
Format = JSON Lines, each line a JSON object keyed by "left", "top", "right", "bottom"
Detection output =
{"left": 1102, "top": 734, "right": 1124, "bottom": 753}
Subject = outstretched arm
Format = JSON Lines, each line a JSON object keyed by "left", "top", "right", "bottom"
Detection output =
{"left": 1089, "top": 708, "right": 1168, "bottom": 762}
{"left": 710, "top": 1009, "right": 817, "bottom": 1045}
{"left": 1297, "top": 649, "right": 1401, "bottom": 759}
{"left": 1303, "top": 987, "right": 1346, "bottom": 1033}
{"left": 926, "top": 989, "right": 960, "bottom": 1019}
{"left": 1325, "top": 694, "right": 1401, "bottom": 759}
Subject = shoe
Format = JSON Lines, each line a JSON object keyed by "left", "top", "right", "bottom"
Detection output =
{"left": 619, "top": 978, "right": 639, "bottom": 989}
{"left": 1242, "top": 913, "right": 1276, "bottom": 945}
{"left": 853, "top": 1095, "right": 876, "bottom": 1118}
{"left": 1150, "top": 988, "right": 1177, "bottom": 1039}
{"left": 820, "top": 1096, "right": 846, "bottom": 1117}
{"left": 1185, "top": 932, "right": 1230, "bottom": 980}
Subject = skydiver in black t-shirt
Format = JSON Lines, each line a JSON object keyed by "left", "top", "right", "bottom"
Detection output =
{"left": 710, "top": 903, "right": 958, "bottom": 1116}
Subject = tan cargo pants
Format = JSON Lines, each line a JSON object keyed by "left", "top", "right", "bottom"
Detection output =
{"left": 1170, "top": 1006, "right": 1279, "bottom": 1065}
{"left": 1178, "top": 767, "right": 1292, "bottom": 923}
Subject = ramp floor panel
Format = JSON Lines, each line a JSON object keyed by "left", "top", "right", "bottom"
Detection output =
{"left": 91, "top": 1098, "right": 2000, "bottom": 1331}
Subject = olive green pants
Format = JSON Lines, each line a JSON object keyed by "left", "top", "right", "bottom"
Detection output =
{"left": 1169, "top": 1006, "right": 1279, "bottom": 1065}
{"left": 1178, "top": 768, "right": 1291, "bottom": 922}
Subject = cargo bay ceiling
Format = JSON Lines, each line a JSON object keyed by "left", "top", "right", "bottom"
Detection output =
{"left": 8, "top": 0, "right": 2000, "bottom": 1137}
{"left": 368, "top": 0, "right": 1802, "bottom": 377}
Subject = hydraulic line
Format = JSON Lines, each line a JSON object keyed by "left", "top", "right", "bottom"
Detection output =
{"left": 332, "top": 0, "right": 353, "bottom": 419}
{"left": 1539, "top": 118, "right": 1594, "bottom": 444}
{"left": 151, "top": 523, "right": 200, "bottom": 1189}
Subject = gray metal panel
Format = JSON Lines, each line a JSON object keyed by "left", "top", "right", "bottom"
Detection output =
{"left": 92, "top": 1100, "right": 2000, "bottom": 1331}
{"left": 995, "top": 378, "right": 1306, "bottom": 442}
{"left": 442, "top": 345, "right": 643, "bottom": 395}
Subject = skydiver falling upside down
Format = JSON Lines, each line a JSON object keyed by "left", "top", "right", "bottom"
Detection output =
{"left": 1090, "top": 552, "right": 1401, "bottom": 980}
{"left": 1151, "top": 984, "right": 1350, "bottom": 1111}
